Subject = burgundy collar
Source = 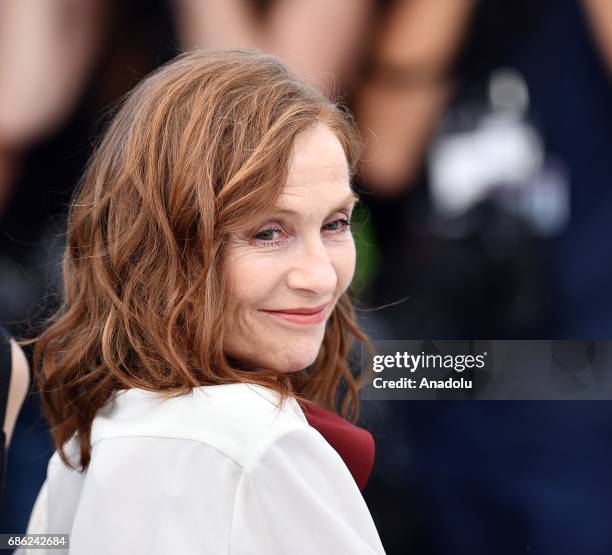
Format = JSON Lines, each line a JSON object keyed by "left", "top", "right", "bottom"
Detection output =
{"left": 296, "top": 399, "right": 375, "bottom": 491}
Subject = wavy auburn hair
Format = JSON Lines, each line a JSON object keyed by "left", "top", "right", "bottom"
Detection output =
{"left": 30, "top": 48, "right": 373, "bottom": 471}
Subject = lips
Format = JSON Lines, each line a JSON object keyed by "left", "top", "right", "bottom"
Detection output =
{"left": 263, "top": 303, "right": 329, "bottom": 315}
{"left": 260, "top": 303, "right": 329, "bottom": 326}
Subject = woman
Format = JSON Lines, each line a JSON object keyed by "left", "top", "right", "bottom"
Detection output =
{"left": 23, "top": 49, "right": 385, "bottom": 554}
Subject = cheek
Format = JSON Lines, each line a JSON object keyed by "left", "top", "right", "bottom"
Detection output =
{"left": 333, "top": 239, "right": 357, "bottom": 293}
{"left": 224, "top": 251, "right": 284, "bottom": 312}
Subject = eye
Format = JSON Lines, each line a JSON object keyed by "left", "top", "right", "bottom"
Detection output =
{"left": 322, "top": 218, "right": 352, "bottom": 233}
{"left": 250, "top": 216, "right": 352, "bottom": 248}
{"left": 251, "top": 225, "right": 287, "bottom": 247}
{"left": 254, "top": 226, "right": 283, "bottom": 242}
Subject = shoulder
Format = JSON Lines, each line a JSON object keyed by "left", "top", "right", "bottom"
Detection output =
{"left": 89, "top": 382, "right": 309, "bottom": 468}
{"left": 241, "top": 423, "right": 351, "bottom": 487}
{"left": 230, "top": 419, "right": 386, "bottom": 554}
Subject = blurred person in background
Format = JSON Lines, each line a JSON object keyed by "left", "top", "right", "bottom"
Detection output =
{"left": 0, "top": 326, "right": 30, "bottom": 505}
{"left": 352, "top": 0, "right": 612, "bottom": 553}
{"left": 0, "top": 0, "right": 106, "bottom": 215}
{"left": 172, "top": 0, "right": 374, "bottom": 97}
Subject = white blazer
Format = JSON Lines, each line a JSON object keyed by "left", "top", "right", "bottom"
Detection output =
{"left": 20, "top": 383, "right": 386, "bottom": 554}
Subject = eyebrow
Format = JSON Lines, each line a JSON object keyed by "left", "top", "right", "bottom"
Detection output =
{"left": 271, "top": 191, "right": 360, "bottom": 216}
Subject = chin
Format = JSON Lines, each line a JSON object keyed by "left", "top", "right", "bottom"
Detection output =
{"left": 273, "top": 345, "right": 322, "bottom": 373}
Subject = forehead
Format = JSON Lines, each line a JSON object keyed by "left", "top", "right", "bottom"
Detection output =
{"left": 278, "top": 123, "right": 352, "bottom": 208}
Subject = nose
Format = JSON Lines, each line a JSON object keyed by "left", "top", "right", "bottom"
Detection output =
{"left": 285, "top": 237, "right": 337, "bottom": 296}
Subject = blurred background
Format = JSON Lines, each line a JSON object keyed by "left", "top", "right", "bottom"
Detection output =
{"left": 1, "top": 0, "right": 612, "bottom": 553}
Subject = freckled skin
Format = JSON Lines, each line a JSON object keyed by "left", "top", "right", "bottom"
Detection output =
{"left": 223, "top": 123, "right": 357, "bottom": 373}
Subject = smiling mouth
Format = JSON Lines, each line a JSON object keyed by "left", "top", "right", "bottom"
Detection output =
{"left": 260, "top": 306, "right": 327, "bottom": 326}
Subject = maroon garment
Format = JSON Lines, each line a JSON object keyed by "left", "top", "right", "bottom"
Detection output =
{"left": 297, "top": 399, "right": 375, "bottom": 491}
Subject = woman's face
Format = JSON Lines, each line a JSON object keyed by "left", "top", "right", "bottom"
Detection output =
{"left": 223, "top": 122, "right": 357, "bottom": 373}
